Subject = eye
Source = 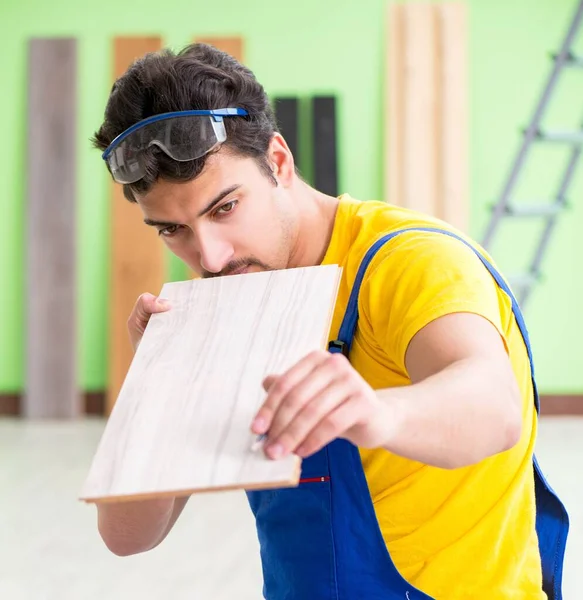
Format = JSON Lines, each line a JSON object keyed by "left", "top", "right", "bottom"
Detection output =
{"left": 159, "top": 225, "right": 181, "bottom": 237}
{"left": 214, "top": 200, "right": 238, "bottom": 217}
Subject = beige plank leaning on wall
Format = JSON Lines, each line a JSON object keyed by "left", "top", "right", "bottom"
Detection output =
{"left": 107, "top": 37, "right": 167, "bottom": 416}
{"left": 386, "top": 3, "right": 468, "bottom": 234}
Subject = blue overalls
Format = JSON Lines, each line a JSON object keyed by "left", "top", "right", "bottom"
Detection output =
{"left": 246, "top": 227, "right": 570, "bottom": 600}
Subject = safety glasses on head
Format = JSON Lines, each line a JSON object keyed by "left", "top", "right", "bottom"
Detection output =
{"left": 101, "top": 108, "right": 249, "bottom": 184}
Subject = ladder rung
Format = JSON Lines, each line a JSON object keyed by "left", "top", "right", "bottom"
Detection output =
{"left": 567, "top": 54, "right": 583, "bottom": 67}
{"left": 552, "top": 52, "right": 583, "bottom": 68}
{"left": 505, "top": 203, "right": 565, "bottom": 217}
{"left": 508, "top": 273, "right": 539, "bottom": 290}
{"left": 536, "top": 129, "right": 583, "bottom": 143}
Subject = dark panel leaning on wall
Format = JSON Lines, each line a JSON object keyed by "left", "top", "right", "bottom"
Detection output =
{"left": 274, "top": 97, "right": 301, "bottom": 168}
{"left": 312, "top": 96, "right": 338, "bottom": 197}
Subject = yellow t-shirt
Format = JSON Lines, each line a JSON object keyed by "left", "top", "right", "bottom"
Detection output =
{"left": 321, "top": 194, "right": 543, "bottom": 599}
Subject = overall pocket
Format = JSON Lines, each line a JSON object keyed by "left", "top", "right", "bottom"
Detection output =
{"left": 246, "top": 448, "right": 338, "bottom": 599}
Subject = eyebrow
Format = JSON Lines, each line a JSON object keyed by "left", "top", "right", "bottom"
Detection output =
{"left": 143, "top": 184, "right": 242, "bottom": 228}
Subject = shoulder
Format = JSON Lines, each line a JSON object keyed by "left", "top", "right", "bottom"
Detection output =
{"left": 356, "top": 226, "right": 508, "bottom": 372}
{"left": 337, "top": 196, "right": 472, "bottom": 263}
{"left": 365, "top": 226, "right": 494, "bottom": 281}
{"left": 332, "top": 197, "right": 453, "bottom": 278}
{"left": 340, "top": 198, "right": 495, "bottom": 295}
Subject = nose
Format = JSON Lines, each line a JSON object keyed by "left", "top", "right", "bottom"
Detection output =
{"left": 197, "top": 233, "right": 234, "bottom": 275}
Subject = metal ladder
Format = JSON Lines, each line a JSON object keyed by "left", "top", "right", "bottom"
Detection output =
{"left": 481, "top": 0, "right": 583, "bottom": 307}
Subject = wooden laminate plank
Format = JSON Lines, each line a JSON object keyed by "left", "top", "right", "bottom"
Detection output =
{"left": 433, "top": 5, "right": 445, "bottom": 223}
{"left": 402, "top": 3, "right": 439, "bottom": 215}
{"left": 312, "top": 96, "right": 339, "bottom": 197}
{"left": 387, "top": 3, "right": 405, "bottom": 206}
{"left": 437, "top": 3, "right": 469, "bottom": 232}
{"left": 274, "top": 97, "right": 300, "bottom": 169}
{"left": 25, "top": 38, "right": 79, "bottom": 419}
{"left": 80, "top": 265, "right": 341, "bottom": 502}
{"left": 195, "top": 36, "right": 244, "bottom": 62}
{"left": 387, "top": 3, "right": 469, "bottom": 226}
{"left": 107, "top": 37, "right": 166, "bottom": 416}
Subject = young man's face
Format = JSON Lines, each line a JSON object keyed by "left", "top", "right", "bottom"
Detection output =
{"left": 134, "top": 136, "right": 298, "bottom": 278}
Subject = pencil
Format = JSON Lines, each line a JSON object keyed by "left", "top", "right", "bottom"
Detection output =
{"left": 251, "top": 433, "right": 268, "bottom": 452}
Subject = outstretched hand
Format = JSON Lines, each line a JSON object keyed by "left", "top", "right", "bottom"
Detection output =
{"left": 251, "top": 350, "right": 394, "bottom": 460}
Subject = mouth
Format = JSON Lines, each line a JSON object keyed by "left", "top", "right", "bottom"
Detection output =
{"left": 228, "top": 266, "right": 250, "bottom": 276}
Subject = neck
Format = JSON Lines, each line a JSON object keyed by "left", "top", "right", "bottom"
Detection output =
{"left": 287, "top": 178, "right": 340, "bottom": 269}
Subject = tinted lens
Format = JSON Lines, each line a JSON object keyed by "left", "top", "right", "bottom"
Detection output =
{"left": 107, "top": 116, "right": 227, "bottom": 184}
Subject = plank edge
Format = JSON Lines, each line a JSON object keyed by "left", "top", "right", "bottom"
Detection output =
{"left": 79, "top": 457, "right": 302, "bottom": 503}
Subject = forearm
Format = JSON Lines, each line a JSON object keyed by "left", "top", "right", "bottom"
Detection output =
{"left": 97, "top": 496, "right": 188, "bottom": 556}
{"left": 378, "top": 357, "right": 522, "bottom": 469}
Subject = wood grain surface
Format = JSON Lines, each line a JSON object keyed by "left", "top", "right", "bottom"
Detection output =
{"left": 80, "top": 266, "right": 341, "bottom": 502}
{"left": 195, "top": 36, "right": 244, "bottom": 62}
{"left": 437, "top": 3, "right": 468, "bottom": 233}
{"left": 25, "top": 38, "right": 79, "bottom": 418}
{"left": 387, "top": 3, "right": 405, "bottom": 207}
{"left": 107, "top": 37, "right": 166, "bottom": 416}
{"left": 387, "top": 3, "right": 468, "bottom": 232}
{"left": 402, "top": 3, "right": 438, "bottom": 215}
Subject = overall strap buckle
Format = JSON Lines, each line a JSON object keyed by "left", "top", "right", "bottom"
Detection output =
{"left": 328, "top": 340, "right": 350, "bottom": 357}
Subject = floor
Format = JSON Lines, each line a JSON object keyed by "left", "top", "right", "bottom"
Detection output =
{"left": 0, "top": 416, "right": 580, "bottom": 600}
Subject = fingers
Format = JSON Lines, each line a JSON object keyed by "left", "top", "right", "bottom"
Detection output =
{"left": 264, "top": 378, "right": 353, "bottom": 459}
{"left": 136, "top": 293, "right": 171, "bottom": 320}
{"left": 252, "top": 350, "right": 329, "bottom": 435}
{"left": 262, "top": 375, "right": 277, "bottom": 391}
{"left": 128, "top": 293, "right": 171, "bottom": 350}
{"left": 294, "top": 397, "right": 365, "bottom": 457}
{"left": 252, "top": 350, "right": 385, "bottom": 460}
{"left": 263, "top": 357, "right": 349, "bottom": 443}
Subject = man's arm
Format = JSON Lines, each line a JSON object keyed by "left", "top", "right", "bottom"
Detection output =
{"left": 97, "top": 496, "right": 189, "bottom": 556}
{"left": 96, "top": 292, "right": 185, "bottom": 557}
{"left": 251, "top": 234, "right": 525, "bottom": 468}
{"left": 252, "top": 313, "right": 523, "bottom": 470}
{"left": 378, "top": 311, "right": 523, "bottom": 469}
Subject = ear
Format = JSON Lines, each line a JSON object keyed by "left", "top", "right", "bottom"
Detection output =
{"left": 267, "top": 133, "right": 295, "bottom": 187}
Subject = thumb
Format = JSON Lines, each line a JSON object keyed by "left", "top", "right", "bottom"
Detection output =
{"left": 136, "top": 294, "right": 171, "bottom": 320}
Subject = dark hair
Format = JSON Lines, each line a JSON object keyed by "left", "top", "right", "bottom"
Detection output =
{"left": 92, "top": 43, "right": 278, "bottom": 202}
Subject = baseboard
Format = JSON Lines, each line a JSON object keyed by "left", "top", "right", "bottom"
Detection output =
{"left": 539, "top": 395, "right": 583, "bottom": 415}
{"left": 0, "top": 392, "right": 581, "bottom": 417}
{"left": 0, "top": 392, "right": 105, "bottom": 417}
{"left": 0, "top": 394, "right": 19, "bottom": 415}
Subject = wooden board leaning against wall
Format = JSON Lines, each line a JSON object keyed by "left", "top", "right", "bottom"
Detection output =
{"left": 185, "top": 37, "right": 246, "bottom": 281}
{"left": 107, "top": 37, "right": 166, "bottom": 416}
{"left": 387, "top": 3, "right": 468, "bottom": 233}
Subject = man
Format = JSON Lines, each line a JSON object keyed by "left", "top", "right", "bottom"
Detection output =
{"left": 92, "top": 43, "right": 568, "bottom": 599}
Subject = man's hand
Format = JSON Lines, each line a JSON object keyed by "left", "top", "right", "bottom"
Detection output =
{"left": 251, "top": 350, "right": 393, "bottom": 460}
{"left": 251, "top": 313, "right": 523, "bottom": 470}
{"left": 127, "top": 293, "right": 171, "bottom": 351}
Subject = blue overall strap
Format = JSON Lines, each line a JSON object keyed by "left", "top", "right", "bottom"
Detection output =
{"left": 327, "top": 226, "right": 569, "bottom": 600}
{"left": 329, "top": 227, "right": 538, "bottom": 408}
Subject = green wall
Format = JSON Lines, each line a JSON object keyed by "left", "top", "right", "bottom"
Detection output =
{"left": 1, "top": 0, "right": 581, "bottom": 394}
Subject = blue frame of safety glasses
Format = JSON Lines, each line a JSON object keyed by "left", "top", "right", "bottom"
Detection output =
{"left": 101, "top": 108, "right": 249, "bottom": 161}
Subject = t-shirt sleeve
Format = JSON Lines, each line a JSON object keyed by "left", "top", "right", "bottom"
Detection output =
{"left": 361, "top": 232, "right": 508, "bottom": 374}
